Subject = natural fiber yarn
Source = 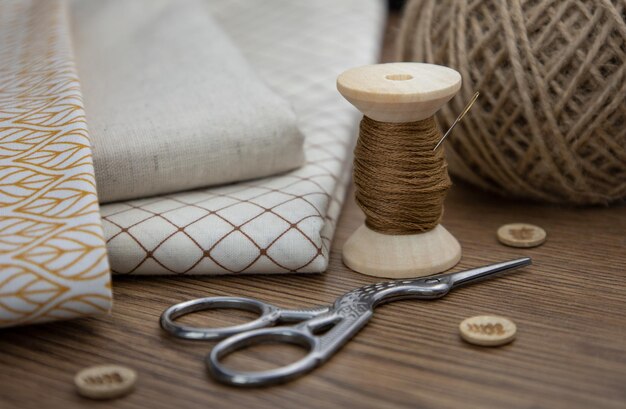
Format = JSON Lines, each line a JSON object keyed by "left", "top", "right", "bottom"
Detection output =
{"left": 397, "top": 0, "right": 626, "bottom": 205}
{"left": 354, "top": 116, "right": 451, "bottom": 234}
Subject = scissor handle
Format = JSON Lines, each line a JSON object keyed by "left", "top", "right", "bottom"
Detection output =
{"left": 161, "top": 297, "right": 330, "bottom": 341}
{"left": 207, "top": 326, "right": 321, "bottom": 387}
{"left": 160, "top": 297, "right": 281, "bottom": 341}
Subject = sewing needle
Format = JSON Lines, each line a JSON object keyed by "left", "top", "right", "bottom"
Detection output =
{"left": 433, "top": 91, "right": 480, "bottom": 151}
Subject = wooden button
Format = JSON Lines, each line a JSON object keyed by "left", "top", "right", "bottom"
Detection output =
{"left": 75, "top": 365, "right": 137, "bottom": 400}
{"left": 497, "top": 223, "right": 546, "bottom": 248}
{"left": 460, "top": 315, "right": 516, "bottom": 346}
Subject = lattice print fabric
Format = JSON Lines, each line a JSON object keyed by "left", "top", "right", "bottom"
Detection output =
{"left": 0, "top": 1, "right": 112, "bottom": 327}
{"left": 100, "top": 0, "right": 385, "bottom": 274}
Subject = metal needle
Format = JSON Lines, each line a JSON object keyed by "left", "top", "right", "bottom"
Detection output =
{"left": 433, "top": 91, "right": 480, "bottom": 151}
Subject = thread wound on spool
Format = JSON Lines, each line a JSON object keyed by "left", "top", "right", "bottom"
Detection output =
{"left": 354, "top": 116, "right": 451, "bottom": 235}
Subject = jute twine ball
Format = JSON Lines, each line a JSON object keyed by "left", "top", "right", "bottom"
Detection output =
{"left": 397, "top": 0, "right": 626, "bottom": 205}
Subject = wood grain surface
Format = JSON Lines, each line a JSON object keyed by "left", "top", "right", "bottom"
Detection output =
{"left": 1, "top": 12, "right": 626, "bottom": 409}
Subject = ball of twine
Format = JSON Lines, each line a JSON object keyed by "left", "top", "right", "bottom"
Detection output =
{"left": 397, "top": 0, "right": 626, "bottom": 205}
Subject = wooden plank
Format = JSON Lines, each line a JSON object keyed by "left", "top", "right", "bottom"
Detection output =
{"left": 2, "top": 181, "right": 625, "bottom": 409}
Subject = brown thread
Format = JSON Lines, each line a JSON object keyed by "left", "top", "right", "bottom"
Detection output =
{"left": 353, "top": 116, "right": 451, "bottom": 235}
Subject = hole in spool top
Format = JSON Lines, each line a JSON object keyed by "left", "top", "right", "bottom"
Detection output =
{"left": 385, "top": 74, "right": 413, "bottom": 81}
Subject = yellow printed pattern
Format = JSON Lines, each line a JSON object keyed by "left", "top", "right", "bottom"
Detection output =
{"left": 0, "top": 0, "right": 112, "bottom": 327}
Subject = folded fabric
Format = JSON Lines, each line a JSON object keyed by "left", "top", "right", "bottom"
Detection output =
{"left": 71, "top": 0, "right": 304, "bottom": 203}
{"left": 100, "top": 0, "right": 385, "bottom": 274}
{"left": 0, "top": 1, "right": 112, "bottom": 327}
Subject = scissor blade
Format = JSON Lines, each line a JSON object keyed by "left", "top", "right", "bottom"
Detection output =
{"left": 443, "top": 257, "right": 531, "bottom": 289}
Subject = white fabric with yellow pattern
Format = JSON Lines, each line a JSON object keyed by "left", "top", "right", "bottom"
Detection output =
{"left": 0, "top": 1, "right": 112, "bottom": 328}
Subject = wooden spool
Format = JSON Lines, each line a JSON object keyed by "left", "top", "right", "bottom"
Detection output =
{"left": 337, "top": 63, "right": 462, "bottom": 278}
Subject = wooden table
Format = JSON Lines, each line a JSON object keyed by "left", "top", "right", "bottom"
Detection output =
{"left": 2, "top": 13, "right": 626, "bottom": 409}
{"left": 2, "top": 181, "right": 625, "bottom": 409}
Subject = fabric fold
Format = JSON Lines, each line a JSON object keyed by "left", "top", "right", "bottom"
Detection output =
{"left": 100, "top": 0, "right": 386, "bottom": 274}
{"left": 0, "top": 0, "right": 112, "bottom": 327}
{"left": 71, "top": 0, "right": 305, "bottom": 203}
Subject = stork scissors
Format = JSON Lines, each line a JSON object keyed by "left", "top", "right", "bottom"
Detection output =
{"left": 160, "top": 257, "right": 531, "bottom": 387}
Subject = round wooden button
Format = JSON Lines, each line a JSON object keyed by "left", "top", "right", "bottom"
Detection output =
{"left": 497, "top": 223, "right": 546, "bottom": 248}
{"left": 75, "top": 365, "right": 137, "bottom": 400}
{"left": 459, "top": 315, "right": 516, "bottom": 346}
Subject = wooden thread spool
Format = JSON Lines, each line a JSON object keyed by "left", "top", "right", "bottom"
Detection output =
{"left": 337, "top": 63, "right": 462, "bottom": 278}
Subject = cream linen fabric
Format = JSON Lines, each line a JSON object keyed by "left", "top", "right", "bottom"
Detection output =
{"left": 71, "top": 0, "right": 304, "bottom": 203}
{"left": 100, "top": 0, "right": 385, "bottom": 274}
{"left": 0, "top": 1, "right": 112, "bottom": 327}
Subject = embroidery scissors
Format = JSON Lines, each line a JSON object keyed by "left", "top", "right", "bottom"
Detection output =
{"left": 160, "top": 257, "right": 531, "bottom": 387}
